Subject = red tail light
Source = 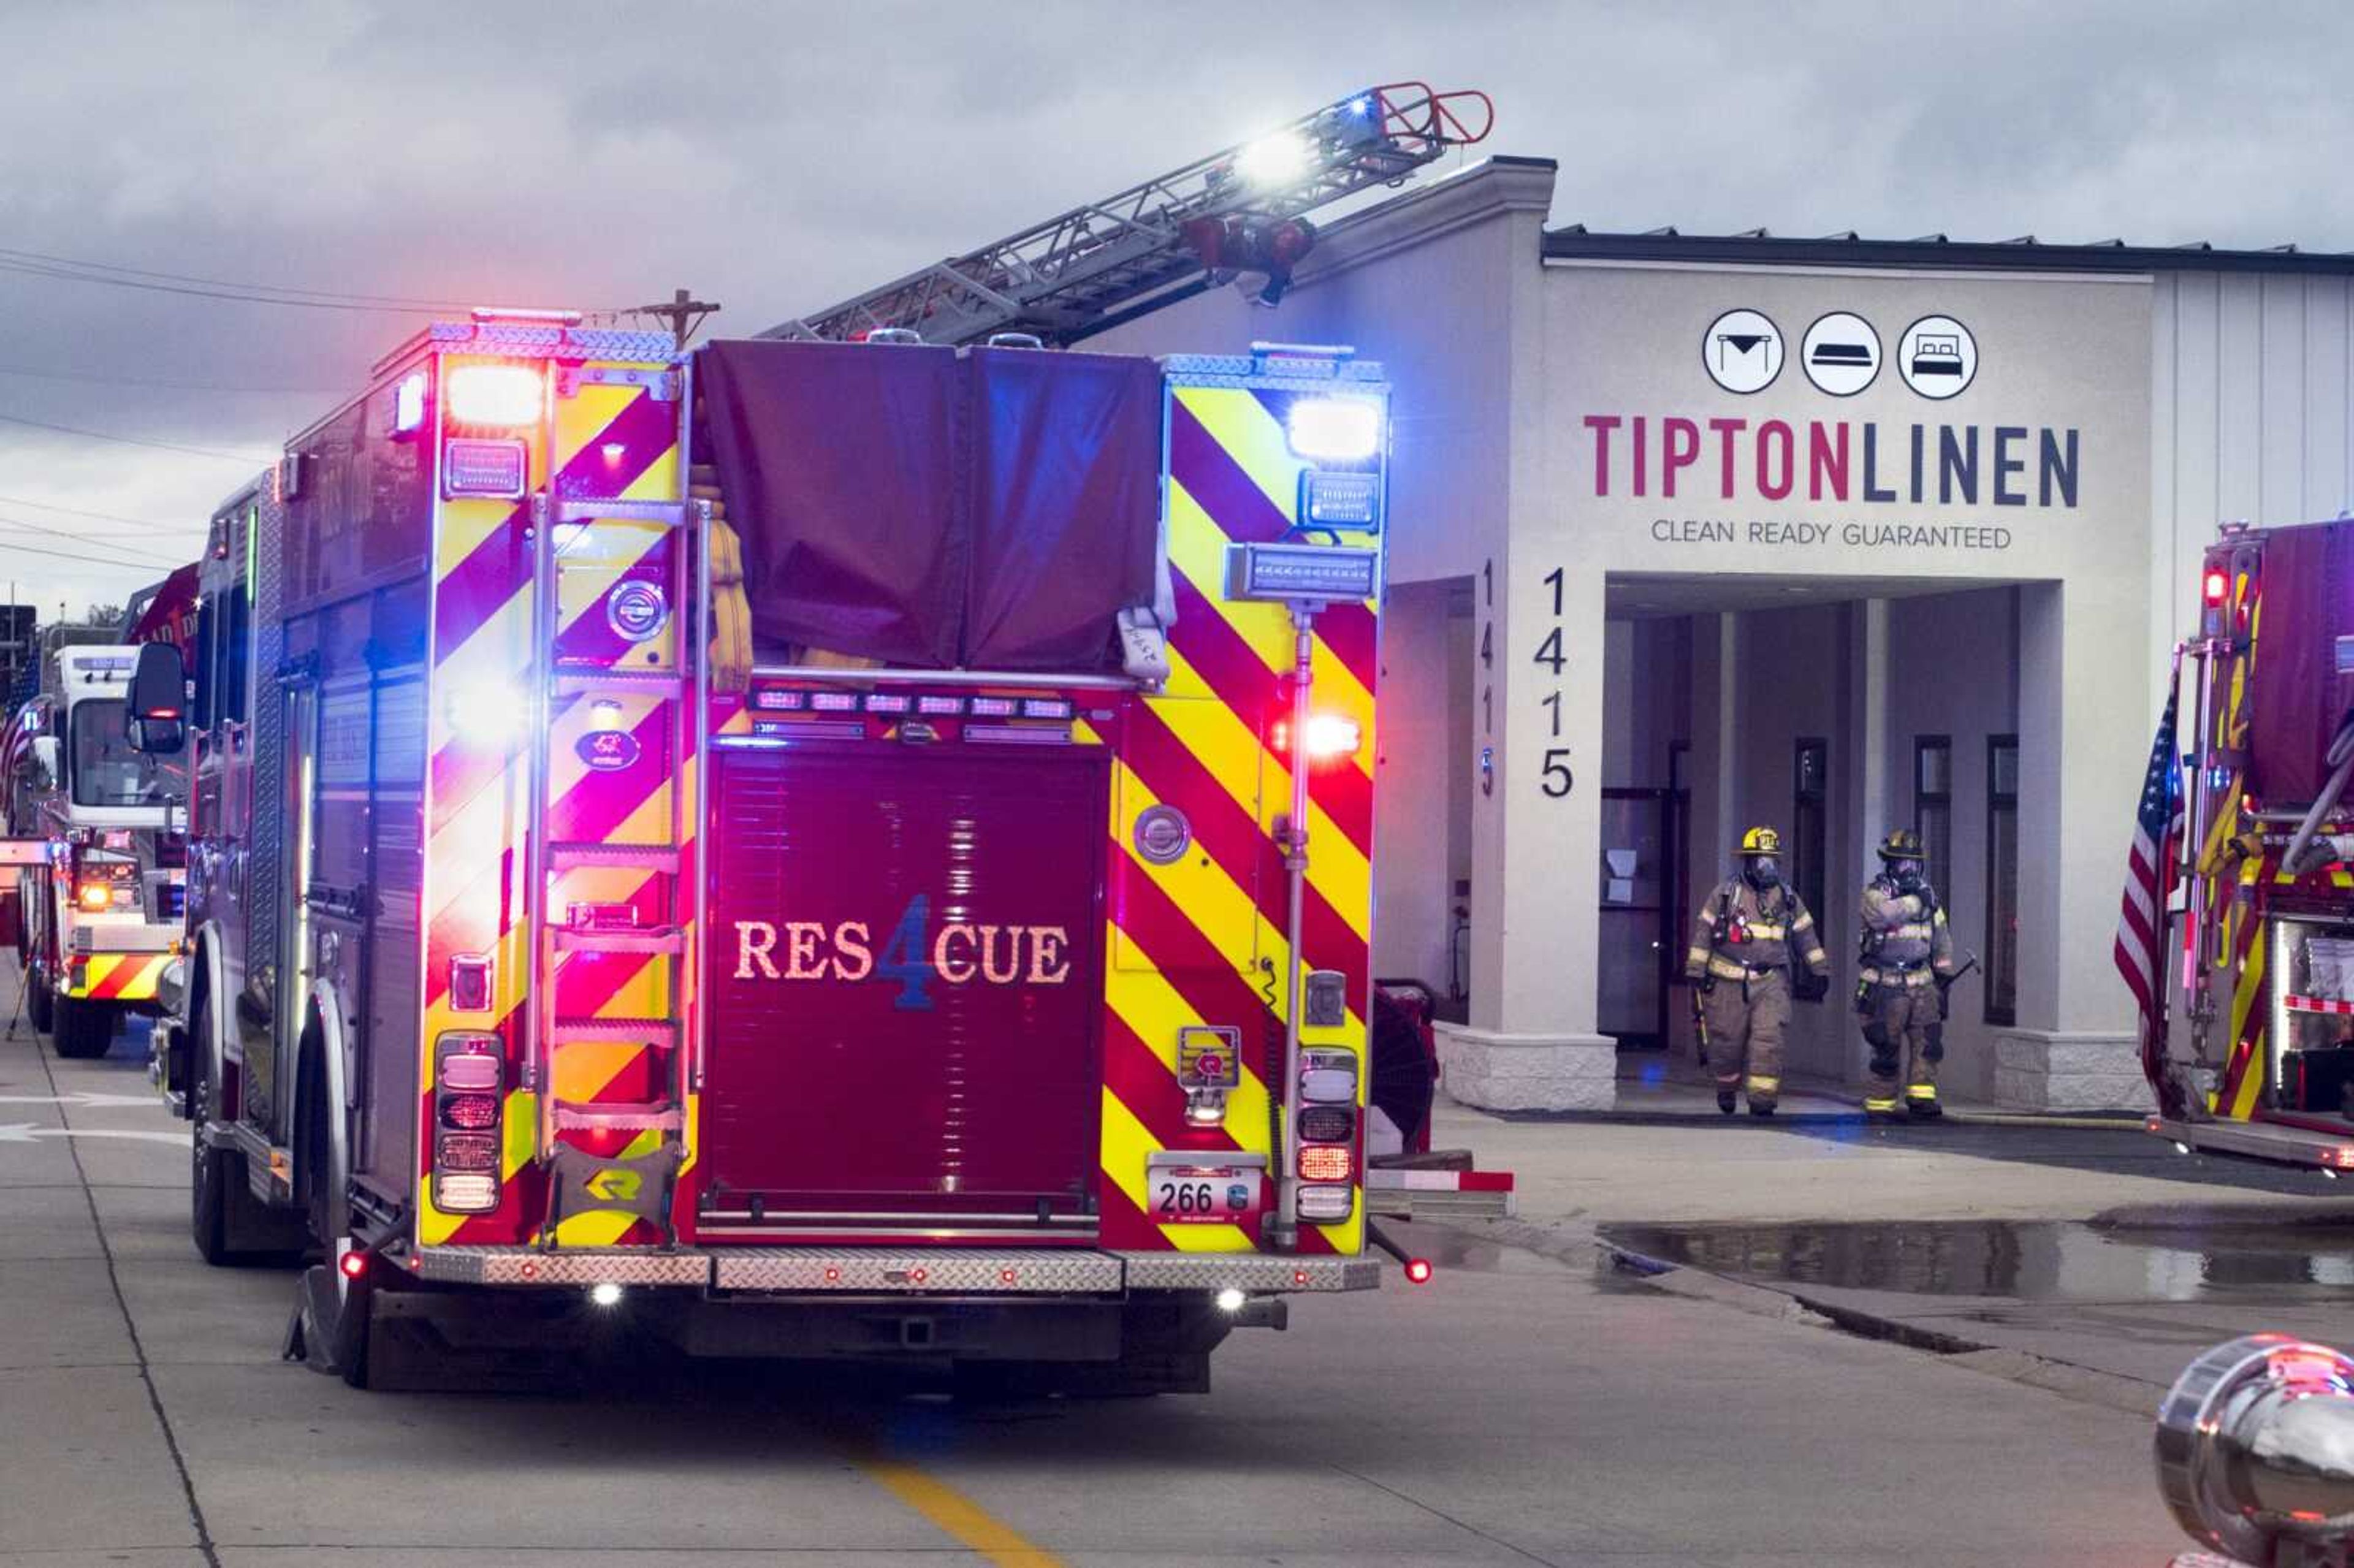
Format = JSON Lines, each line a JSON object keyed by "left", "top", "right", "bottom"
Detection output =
{"left": 338, "top": 1249, "right": 370, "bottom": 1281}
{"left": 432, "top": 1033, "right": 505, "bottom": 1213}
{"left": 2202, "top": 568, "right": 2229, "bottom": 606}
{"left": 440, "top": 1093, "right": 499, "bottom": 1130}
{"left": 1298, "top": 1143, "right": 1354, "bottom": 1182}
{"left": 1404, "top": 1258, "right": 1434, "bottom": 1285}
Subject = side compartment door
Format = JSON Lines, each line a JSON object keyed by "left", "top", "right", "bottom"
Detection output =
{"left": 251, "top": 677, "right": 317, "bottom": 1136}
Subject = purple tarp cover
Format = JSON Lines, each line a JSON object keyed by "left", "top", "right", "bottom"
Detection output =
{"left": 695, "top": 340, "right": 1161, "bottom": 671}
{"left": 2249, "top": 520, "right": 2354, "bottom": 806}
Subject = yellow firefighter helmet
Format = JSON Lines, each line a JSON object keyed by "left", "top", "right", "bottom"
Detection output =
{"left": 1739, "top": 825, "right": 1783, "bottom": 857}
{"left": 1878, "top": 828, "right": 1925, "bottom": 861}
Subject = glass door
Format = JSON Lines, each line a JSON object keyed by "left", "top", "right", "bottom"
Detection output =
{"left": 1599, "top": 790, "right": 1674, "bottom": 1049}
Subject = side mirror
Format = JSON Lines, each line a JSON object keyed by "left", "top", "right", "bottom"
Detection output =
{"left": 128, "top": 642, "right": 187, "bottom": 755}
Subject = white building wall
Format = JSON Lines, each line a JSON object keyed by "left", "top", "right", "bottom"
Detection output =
{"left": 2150, "top": 271, "right": 2354, "bottom": 706}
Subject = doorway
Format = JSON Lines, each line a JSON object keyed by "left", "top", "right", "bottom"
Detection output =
{"left": 1598, "top": 788, "right": 1684, "bottom": 1049}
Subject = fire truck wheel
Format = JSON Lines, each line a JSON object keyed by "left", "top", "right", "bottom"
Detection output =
{"left": 190, "top": 1010, "right": 303, "bottom": 1268}
{"left": 50, "top": 995, "right": 114, "bottom": 1059}
{"left": 25, "top": 967, "right": 51, "bottom": 1034}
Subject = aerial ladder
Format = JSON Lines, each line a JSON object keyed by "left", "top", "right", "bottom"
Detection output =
{"left": 760, "top": 82, "right": 1493, "bottom": 347}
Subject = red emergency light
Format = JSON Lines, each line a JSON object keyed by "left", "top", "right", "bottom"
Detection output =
{"left": 2203, "top": 568, "right": 2230, "bottom": 606}
{"left": 1271, "top": 712, "right": 1362, "bottom": 763}
{"left": 1404, "top": 1257, "right": 1434, "bottom": 1285}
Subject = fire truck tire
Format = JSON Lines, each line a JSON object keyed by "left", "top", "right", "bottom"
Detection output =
{"left": 50, "top": 995, "right": 114, "bottom": 1059}
{"left": 189, "top": 1014, "right": 304, "bottom": 1268}
{"left": 25, "top": 967, "right": 51, "bottom": 1034}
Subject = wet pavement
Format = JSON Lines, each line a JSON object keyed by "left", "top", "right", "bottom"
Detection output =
{"left": 1598, "top": 1216, "right": 2354, "bottom": 1301}
{"left": 1596, "top": 1212, "right": 2354, "bottom": 1391}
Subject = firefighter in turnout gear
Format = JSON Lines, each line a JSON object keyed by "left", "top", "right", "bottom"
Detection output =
{"left": 1685, "top": 826, "right": 1832, "bottom": 1117}
{"left": 1857, "top": 828, "right": 1959, "bottom": 1120}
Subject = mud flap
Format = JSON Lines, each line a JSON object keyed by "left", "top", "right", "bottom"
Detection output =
{"left": 286, "top": 1266, "right": 606, "bottom": 1393}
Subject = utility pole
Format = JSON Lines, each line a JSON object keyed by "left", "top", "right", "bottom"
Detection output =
{"left": 633, "top": 287, "right": 720, "bottom": 348}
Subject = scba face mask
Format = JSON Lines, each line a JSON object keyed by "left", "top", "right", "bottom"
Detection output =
{"left": 1743, "top": 856, "right": 1781, "bottom": 889}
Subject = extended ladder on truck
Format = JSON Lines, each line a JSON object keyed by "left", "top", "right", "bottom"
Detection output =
{"left": 762, "top": 82, "right": 1493, "bottom": 348}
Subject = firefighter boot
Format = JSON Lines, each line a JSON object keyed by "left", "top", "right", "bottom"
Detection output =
{"left": 1906, "top": 1017, "right": 1945, "bottom": 1119}
{"left": 1702, "top": 983, "right": 1749, "bottom": 1121}
{"left": 1743, "top": 973, "right": 1789, "bottom": 1116}
{"left": 1862, "top": 1014, "right": 1905, "bottom": 1122}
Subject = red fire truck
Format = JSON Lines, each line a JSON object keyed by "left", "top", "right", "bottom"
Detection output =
{"left": 138, "top": 310, "right": 1393, "bottom": 1388}
{"left": 2149, "top": 518, "right": 2354, "bottom": 1168}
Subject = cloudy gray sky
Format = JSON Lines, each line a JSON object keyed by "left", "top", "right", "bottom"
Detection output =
{"left": 0, "top": 0, "right": 2345, "bottom": 614}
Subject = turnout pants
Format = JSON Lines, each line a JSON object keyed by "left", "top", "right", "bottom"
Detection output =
{"left": 1862, "top": 983, "right": 1942, "bottom": 1111}
{"left": 1704, "top": 969, "right": 1789, "bottom": 1108}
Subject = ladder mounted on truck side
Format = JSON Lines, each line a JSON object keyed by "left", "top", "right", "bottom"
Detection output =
{"left": 762, "top": 82, "right": 1492, "bottom": 348}
{"left": 523, "top": 491, "right": 711, "bottom": 1247}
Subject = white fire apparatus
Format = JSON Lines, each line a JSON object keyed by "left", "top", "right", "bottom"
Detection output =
{"left": 140, "top": 85, "right": 1499, "bottom": 1389}
{"left": 2, "top": 644, "right": 186, "bottom": 1057}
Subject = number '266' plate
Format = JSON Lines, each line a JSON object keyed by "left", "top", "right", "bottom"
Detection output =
{"left": 1145, "top": 1153, "right": 1267, "bottom": 1225}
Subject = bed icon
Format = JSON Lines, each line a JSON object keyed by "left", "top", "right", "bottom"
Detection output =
{"left": 1899, "top": 316, "right": 1977, "bottom": 399}
{"left": 1910, "top": 333, "right": 1964, "bottom": 376}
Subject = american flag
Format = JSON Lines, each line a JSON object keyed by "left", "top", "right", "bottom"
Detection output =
{"left": 2114, "top": 693, "right": 2182, "bottom": 1106}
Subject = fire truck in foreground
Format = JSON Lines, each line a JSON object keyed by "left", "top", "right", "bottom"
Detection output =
{"left": 2149, "top": 518, "right": 2354, "bottom": 1168}
{"left": 2, "top": 645, "right": 186, "bottom": 1057}
{"left": 137, "top": 310, "right": 1395, "bottom": 1388}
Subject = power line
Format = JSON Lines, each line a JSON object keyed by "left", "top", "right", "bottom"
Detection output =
{"left": 0, "top": 255, "right": 463, "bottom": 315}
{"left": 0, "top": 494, "right": 197, "bottom": 534}
{"left": 0, "top": 243, "right": 482, "bottom": 309}
{"left": 0, "top": 409, "right": 272, "bottom": 465}
{"left": 0, "top": 513, "right": 185, "bottom": 566}
{"left": 0, "top": 536, "right": 178, "bottom": 573}
{"left": 0, "top": 363, "right": 341, "bottom": 395}
{"left": 0, "top": 246, "right": 629, "bottom": 320}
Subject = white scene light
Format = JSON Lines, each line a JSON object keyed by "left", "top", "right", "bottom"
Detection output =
{"left": 1286, "top": 398, "right": 1382, "bottom": 461}
{"left": 1236, "top": 132, "right": 1314, "bottom": 186}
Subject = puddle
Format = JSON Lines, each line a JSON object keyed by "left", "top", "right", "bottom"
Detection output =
{"left": 1599, "top": 1219, "right": 2354, "bottom": 1301}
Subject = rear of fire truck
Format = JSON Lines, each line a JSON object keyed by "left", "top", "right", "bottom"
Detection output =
{"left": 154, "top": 310, "right": 1390, "bottom": 1389}
{"left": 7, "top": 645, "right": 185, "bottom": 1058}
{"left": 2152, "top": 519, "right": 2354, "bottom": 1166}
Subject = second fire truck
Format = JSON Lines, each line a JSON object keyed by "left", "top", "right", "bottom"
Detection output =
{"left": 2149, "top": 517, "right": 2354, "bottom": 1167}
{"left": 140, "top": 310, "right": 1395, "bottom": 1387}
{"left": 4, "top": 643, "right": 186, "bottom": 1056}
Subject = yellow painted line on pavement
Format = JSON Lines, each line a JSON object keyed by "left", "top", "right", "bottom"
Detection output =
{"left": 854, "top": 1453, "right": 1068, "bottom": 1566}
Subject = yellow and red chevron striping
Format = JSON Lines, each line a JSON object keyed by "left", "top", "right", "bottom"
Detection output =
{"left": 76, "top": 953, "right": 169, "bottom": 1002}
{"left": 419, "top": 360, "right": 685, "bottom": 1247}
{"left": 1094, "top": 378, "right": 1376, "bottom": 1257}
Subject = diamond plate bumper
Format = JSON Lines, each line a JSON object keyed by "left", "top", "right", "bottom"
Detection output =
{"left": 1116, "top": 1254, "right": 1380, "bottom": 1292}
{"left": 411, "top": 1247, "right": 714, "bottom": 1287}
{"left": 710, "top": 1249, "right": 1124, "bottom": 1294}
{"left": 406, "top": 1246, "right": 1380, "bottom": 1295}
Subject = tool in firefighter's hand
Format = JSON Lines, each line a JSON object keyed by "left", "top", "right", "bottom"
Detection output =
{"left": 1933, "top": 953, "right": 1981, "bottom": 1021}
{"left": 1688, "top": 980, "right": 1710, "bottom": 1065}
{"left": 2154, "top": 1335, "right": 2354, "bottom": 1566}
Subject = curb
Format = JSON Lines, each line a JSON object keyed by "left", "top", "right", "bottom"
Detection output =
{"left": 1466, "top": 1098, "right": 2147, "bottom": 1130}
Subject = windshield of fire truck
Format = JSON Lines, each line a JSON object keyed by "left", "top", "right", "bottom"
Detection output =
{"left": 68, "top": 698, "right": 180, "bottom": 809}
